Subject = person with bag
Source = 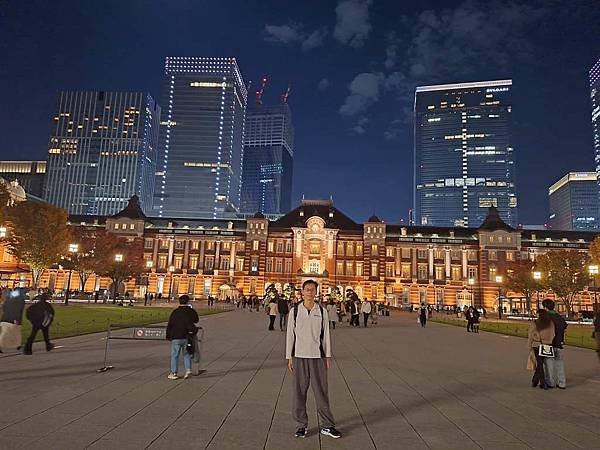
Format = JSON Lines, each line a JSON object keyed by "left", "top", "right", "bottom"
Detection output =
{"left": 286, "top": 280, "right": 340, "bottom": 440}
{"left": 541, "top": 299, "right": 568, "bottom": 389}
{"left": 527, "top": 309, "right": 555, "bottom": 390}
{"left": 0, "top": 288, "right": 26, "bottom": 353}
{"left": 23, "top": 292, "right": 55, "bottom": 354}
{"left": 166, "top": 295, "right": 199, "bottom": 380}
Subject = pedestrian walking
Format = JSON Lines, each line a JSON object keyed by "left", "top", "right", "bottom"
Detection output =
{"left": 465, "top": 306, "right": 474, "bottom": 332}
{"left": 472, "top": 308, "right": 480, "bottom": 333}
{"left": 0, "top": 288, "right": 26, "bottom": 353}
{"left": 541, "top": 299, "right": 568, "bottom": 389}
{"left": 361, "top": 299, "right": 372, "bottom": 327}
{"left": 593, "top": 311, "right": 600, "bottom": 362}
{"left": 278, "top": 296, "right": 290, "bottom": 331}
{"left": 527, "top": 309, "right": 555, "bottom": 390}
{"left": 166, "top": 295, "right": 199, "bottom": 380}
{"left": 268, "top": 299, "right": 278, "bottom": 330}
{"left": 419, "top": 303, "right": 427, "bottom": 327}
{"left": 326, "top": 301, "right": 339, "bottom": 329}
{"left": 350, "top": 298, "right": 360, "bottom": 327}
{"left": 23, "top": 292, "right": 55, "bottom": 354}
{"left": 286, "top": 280, "right": 341, "bottom": 440}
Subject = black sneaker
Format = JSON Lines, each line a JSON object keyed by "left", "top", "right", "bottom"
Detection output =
{"left": 295, "top": 428, "right": 306, "bottom": 438}
{"left": 321, "top": 427, "right": 341, "bottom": 439}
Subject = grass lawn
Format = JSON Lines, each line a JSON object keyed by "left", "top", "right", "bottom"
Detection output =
{"left": 22, "top": 304, "right": 224, "bottom": 342}
{"left": 430, "top": 315, "right": 596, "bottom": 350}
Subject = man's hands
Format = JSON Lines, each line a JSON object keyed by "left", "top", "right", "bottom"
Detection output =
{"left": 287, "top": 358, "right": 332, "bottom": 371}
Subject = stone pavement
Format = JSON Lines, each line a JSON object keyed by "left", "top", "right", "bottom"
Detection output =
{"left": 1, "top": 309, "right": 599, "bottom": 449}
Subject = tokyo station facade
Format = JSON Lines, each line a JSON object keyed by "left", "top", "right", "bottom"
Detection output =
{"left": 8, "top": 197, "right": 600, "bottom": 312}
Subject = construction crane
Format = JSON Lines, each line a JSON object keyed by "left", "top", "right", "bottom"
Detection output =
{"left": 281, "top": 84, "right": 291, "bottom": 104}
{"left": 255, "top": 75, "right": 269, "bottom": 106}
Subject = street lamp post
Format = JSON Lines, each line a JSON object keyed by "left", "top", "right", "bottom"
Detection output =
{"left": 533, "top": 271, "right": 542, "bottom": 314}
{"left": 113, "top": 253, "right": 124, "bottom": 303}
{"left": 168, "top": 265, "right": 175, "bottom": 301}
{"left": 588, "top": 265, "right": 598, "bottom": 315}
{"left": 64, "top": 243, "right": 79, "bottom": 306}
{"left": 496, "top": 275, "right": 504, "bottom": 319}
{"left": 468, "top": 278, "right": 475, "bottom": 307}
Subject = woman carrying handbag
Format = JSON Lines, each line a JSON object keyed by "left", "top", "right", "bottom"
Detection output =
{"left": 527, "top": 309, "right": 555, "bottom": 390}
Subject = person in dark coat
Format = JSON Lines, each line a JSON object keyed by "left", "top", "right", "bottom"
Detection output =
{"left": 166, "top": 295, "right": 199, "bottom": 380}
{"left": 24, "top": 292, "right": 55, "bottom": 354}
{"left": 465, "top": 306, "right": 474, "bottom": 332}
{"left": 278, "top": 296, "right": 290, "bottom": 331}
{"left": 419, "top": 303, "right": 427, "bottom": 327}
{"left": 541, "top": 299, "right": 568, "bottom": 389}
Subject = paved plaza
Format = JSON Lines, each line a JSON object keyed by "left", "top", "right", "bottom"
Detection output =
{"left": 1, "top": 309, "right": 599, "bottom": 449}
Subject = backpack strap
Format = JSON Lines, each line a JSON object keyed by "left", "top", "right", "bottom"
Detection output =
{"left": 291, "top": 303, "right": 299, "bottom": 358}
{"left": 319, "top": 304, "right": 325, "bottom": 358}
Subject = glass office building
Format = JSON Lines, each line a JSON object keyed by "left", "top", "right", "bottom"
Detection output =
{"left": 155, "top": 57, "right": 247, "bottom": 219}
{"left": 0, "top": 161, "right": 46, "bottom": 198}
{"left": 414, "top": 80, "right": 517, "bottom": 228}
{"left": 44, "top": 91, "right": 160, "bottom": 215}
{"left": 241, "top": 104, "right": 294, "bottom": 215}
{"left": 591, "top": 58, "right": 600, "bottom": 197}
{"left": 549, "top": 172, "right": 599, "bottom": 231}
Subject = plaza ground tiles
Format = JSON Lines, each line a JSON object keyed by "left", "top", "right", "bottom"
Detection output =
{"left": 1, "top": 310, "right": 599, "bottom": 449}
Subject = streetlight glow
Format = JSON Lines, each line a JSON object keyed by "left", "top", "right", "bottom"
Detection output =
{"left": 69, "top": 243, "right": 79, "bottom": 253}
{"left": 589, "top": 265, "right": 599, "bottom": 275}
{"left": 0, "top": 227, "right": 7, "bottom": 238}
{"left": 115, "top": 254, "right": 124, "bottom": 262}
{"left": 146, "top": 260, "right": 154, "bottom": 268}
{"left": 168, "top": 265, "right": 175, "bottom": 272}
{"left": 468, "top": 278, "right": 475, "bottom": 286}
{"left": 495, "top": 275, "right": 503, "bottom": 283}
{"left": 533, "top": 271, "right": 541, "bottom": 280}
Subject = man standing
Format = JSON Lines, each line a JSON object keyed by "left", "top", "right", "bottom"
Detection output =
{"left": 166, "top": 295, "right": 199, "bottom": 380}
{"left": 361, "top": 298, "right": 372, "bottom": 327}
{"left": 277, "top": 295, "right": 289, "bottom": 331}
{"left": 286, "top": 280, "right": 341, "bottom": 440}
{"left": 23, "top": 292, "right": 55, "bottom": 354}
{"left": 542, "top": 299, "right": 568, "bottom": 389}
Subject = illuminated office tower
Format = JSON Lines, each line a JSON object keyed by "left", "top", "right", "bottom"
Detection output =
{"left": 549, "top": 172, "right": 599, "bottom": 231}
{"left": 44, "top": 91, "right": 160, "bottom": 215}
{"left": 414, "top": 80, "right": 517, "bottom": 227}
{"left": 590, "top": 58, "right": 600, "bottom": 197}
{"left": 155, "top": 57, "right": 247, "bottom": 218}
{"left": 241, "top": 103, "right": 294, "bottom": 215}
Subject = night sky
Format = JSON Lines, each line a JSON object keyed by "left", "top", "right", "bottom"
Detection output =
{"left": 1, "top": 0, "right": 599, "bottom": 225}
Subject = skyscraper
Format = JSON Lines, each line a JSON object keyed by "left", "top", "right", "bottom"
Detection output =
{"left": 44, "top": 91, "right": 160, "bottom": 215}
{"left": 590, "top": 57, "right": 600, "bottom": 195}
{"left": 549, "top": 172, "right": 599, "bottom": 231}
{"left": 241, "top": 103, "right": 294, "bottom": 215}
{"left": 0, "top": 161, "right": 46, "bottom": 198}
{"left": 414, "top": 80, "right": 517, "bottom": 228}
{"left": 155, "top": 57, "right": 247, "bottom": 219}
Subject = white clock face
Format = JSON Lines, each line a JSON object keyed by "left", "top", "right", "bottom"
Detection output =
{"left": 312, "top": 224, "right": 319, "bottom": 232}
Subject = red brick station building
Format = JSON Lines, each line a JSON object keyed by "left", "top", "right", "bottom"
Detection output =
{"left": 3, "top": 197, "right": 599, "bottom": 313}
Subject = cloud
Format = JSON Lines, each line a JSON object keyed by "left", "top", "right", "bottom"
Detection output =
{"left": 384, "top": 32, "right": 399, "bottom": 69}
{"left": 352, "top": 117, "right": 369, "bottom": 134}
{"left": 264, "top": 23, "right": 327, "bottom": 51}
{"left": 379, "top": 0, "right": 551, "bottom": 139}
{"left": 334, "top": 0, "right": 373, "bottom": 47}
{"left": 318, "top": 78, "right": 330, "bottom": 90}
{"left": 339, "top": 72, "right": 384, "bottom": 117}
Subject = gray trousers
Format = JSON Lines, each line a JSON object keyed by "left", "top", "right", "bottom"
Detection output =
{"left": 543, "top": 348, "right": 566, "bottom": 388}
{"left": 292, "top": 357, "right": 335, "bottom": 429}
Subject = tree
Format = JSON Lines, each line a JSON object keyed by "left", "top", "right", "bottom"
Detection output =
{"left": 69, "top": 228, "right": 118, "bottom": 295}
{"left": 4, "top": 201, "right": 71, "bottom": 289}
{"left": 96, "top": 237, "right": 144, "bottom": 303}
{"left": 505, "top": 259, "right": 541, "bottom": 313}
{"left": 0, "top": 181, "right": 11, "bottom": 225}
{"left": 588, "top": 236, "right": 600, "bottom": 265}
{"left": 536, "top": 250, "right": 589, "bottom": 318}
